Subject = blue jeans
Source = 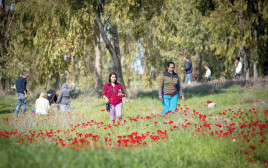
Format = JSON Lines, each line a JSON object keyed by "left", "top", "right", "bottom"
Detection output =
{"left": 60, "top": 104, "right": 70, "bottom": 112}
{"left": 206, "top": 77, "right": 210, "bottom": 82}
{"left": 161, "top": 94, "right": 178, "bottom": 115}
{"left": 185, "top": 73, "right": 193, "bottom": 84}
{"left": 15, "top": 93, "right": 27, "bottom": 114}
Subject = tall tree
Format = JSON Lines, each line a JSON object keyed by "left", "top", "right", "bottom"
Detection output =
{"left": 0, "top": 0, "right": 16, "bottom": 91}
{"left": 94, "top": 23, "right": 103, "bottom": 90}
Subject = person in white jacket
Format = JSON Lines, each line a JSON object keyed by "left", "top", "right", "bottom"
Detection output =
{"left": 203, "top": 64, "right": 211, "bottom": 82}
{"left": 235, "top": 57, "right": 242, "bottom": 78}
{"left": 32, "top": 92, "right": 50, "bottom": 115}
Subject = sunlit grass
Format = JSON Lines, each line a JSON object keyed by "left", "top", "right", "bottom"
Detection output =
{"left": 0, "top": 80, "right": 267, "bottom": 168}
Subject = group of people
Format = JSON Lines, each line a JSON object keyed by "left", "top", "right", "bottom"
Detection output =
{"left": 14, "top": 56, "right": 242, "bottom": 123}
{"left": 15, "top": 71, "right": 125, "bottom": 124}
{"left": 180, "top": 56, "right": 243, "bottom": 83}
{"left": 180, "top": 56, "right": 211, "bottom": 84}
{"left": 15, "top": 72, "right": 76, "bottom": 115}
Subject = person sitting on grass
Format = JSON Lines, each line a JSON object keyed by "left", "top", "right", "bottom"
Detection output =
{"left": 159, "top": 62, "right": 185, "bottom": 116}
{"left": 56, "top": 82, "right": 75, "bottom": 112}
{"left": 32, "top": 92, "right": 50, "bottom": 115}
{"left": 103, "top": 72, "right": 125, "bottom": 124}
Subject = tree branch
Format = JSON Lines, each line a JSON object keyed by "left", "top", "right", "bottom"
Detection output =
{"left": 95, "top": 14, "right": 115, "bottom": 53}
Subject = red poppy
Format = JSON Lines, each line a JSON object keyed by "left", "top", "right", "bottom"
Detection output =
{"left": 244, "top": 151, "right": 249, "bottom": 155}
{"left": 250, "top": 145, "right": 257, "bottom": 150}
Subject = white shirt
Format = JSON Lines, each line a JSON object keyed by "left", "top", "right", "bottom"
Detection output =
{"left": 235, "top": 62, "right": 242, "bottom": 74}
{"left": 35, "top": 98, "right": 50, "bottom": 114}
{"left": 205, "top": 68, "right": 211, "bottom": 78}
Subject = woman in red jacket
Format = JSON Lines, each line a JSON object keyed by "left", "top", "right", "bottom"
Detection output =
{"left": 103, "top": 72, "right": 125, "bottom": 124}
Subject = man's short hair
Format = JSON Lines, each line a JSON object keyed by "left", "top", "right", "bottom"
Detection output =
{"left": 184, "top": 56, "right": 189, "bottom": 60}
{"left": 204, "top": 64, "right": 209, "bottom": 67}
{"left": 22, "top": 72, "right": 28, "bottom": 76}
{"left": 236, "top": 57, "right": 240, "bottom": 61}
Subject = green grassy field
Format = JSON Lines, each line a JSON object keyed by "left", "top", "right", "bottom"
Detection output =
{"left": 0, "top": 80, "right": 267, "bottom": 168}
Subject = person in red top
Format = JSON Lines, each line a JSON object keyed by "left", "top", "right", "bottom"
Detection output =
{"left": 103, "top": 72, "right": 125, "bottom": 124}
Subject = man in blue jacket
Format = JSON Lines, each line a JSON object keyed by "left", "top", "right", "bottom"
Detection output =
{"left": 181, "top": 56, "right": 193, "bottom": 84}
{"left": 15, "top": 72, "right": 28, "bottom": 115}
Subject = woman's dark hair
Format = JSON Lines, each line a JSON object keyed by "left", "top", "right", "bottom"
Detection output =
{"left": 167, "top": 62, "right": 175, "bottom": 68}
{"left": 236, "top": 57, "right": 240, "bottom": 61}
{"left": 108, "top": 72, "right": 118, "bottom": 85}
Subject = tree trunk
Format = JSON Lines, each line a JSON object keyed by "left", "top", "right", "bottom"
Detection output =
{"left": 253, "top": 30, "right": 258, "bottom": 80}
{"left": 66, "top": 71, "right": 70, "bottom": 84}
{"left": 216, "top": 56, "right": 221, "bottom": 78}
{"left": 110, "top": 25, "right": 126, "bottom": 89}
{"left": 253, "top": 61, "right": 258, "bottom": 79}
{"left": 197, "top": 52, "right": 202, "bottom": 82}
{"left": 94, "top": 28, "right": 103, "bottom": 90}
{"left": 0, "top": 0, "right": 7, "bottom": 92}
{"left": 0, "top": 0, "right": 15, "bottom": 92}
{"left": 238, "top": 44, "right": 245, "bottom": 78}
{"left": 245, "top": 48, "right": 250, "bottom": 80}
{"left": 55, "top": 74, "right": 60, "bottom": 90}
{"left": 95, "top": 15, "right": 126, "bottom": 92}
{"left": 0, "top": 77, "right": 6, "bottom": 91}
{"left": 111, "top": 25, "right": 121, "bottom": 60}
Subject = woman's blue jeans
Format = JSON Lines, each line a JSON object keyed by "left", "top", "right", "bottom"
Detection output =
{"left": 161, "top": 94, "right": 178, "bottom": 115}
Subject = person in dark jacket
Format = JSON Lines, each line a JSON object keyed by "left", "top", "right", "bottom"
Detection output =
{"left": 15, "top": 72, "right": 28, "bottom": 115}
{"left": 181, "top": 56, "right": 193, "bottom": 84}
{"left": 47, "top": 88, "right": 59, "bottom": 105}
{"left": 159, "top": 62, "right": 185, "bottom": 115}
{"left": 56, "top": 82, "right": 75, "bottom": 112}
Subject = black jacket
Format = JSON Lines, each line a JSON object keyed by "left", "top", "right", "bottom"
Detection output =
{"left": 16, "top": 76, "right": 27, "bottom": 94}
{"left": 47, "top": 89, "right": 58, "bottom": 105}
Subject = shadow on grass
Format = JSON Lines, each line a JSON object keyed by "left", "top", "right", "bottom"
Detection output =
{"left": 1, "top": 79, "right": 266, "bottom": 114}
{"left": 135, "top": 90, "right": 158, "bottom": 99}
{"left": 0, "top": 104, "right": 15, "bottom": 114}
{"left": 130, "top": 79, "right": 267, "bottom": 99}
{"left": 182, "top": 80, "right": 247, "bottom": 99}
{"left": 71, "top": 89, "right": 103, "bottom": 99}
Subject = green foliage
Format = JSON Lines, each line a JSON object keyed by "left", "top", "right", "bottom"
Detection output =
{"left": 1, "top": 0, "right": 268, "bottom": 91}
